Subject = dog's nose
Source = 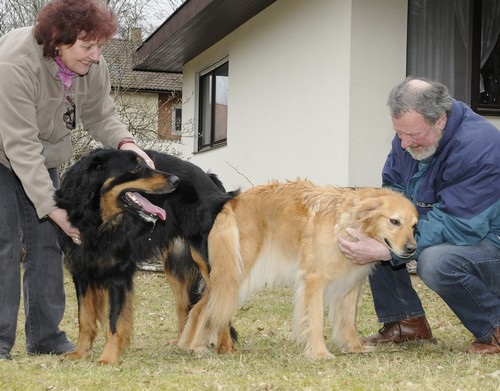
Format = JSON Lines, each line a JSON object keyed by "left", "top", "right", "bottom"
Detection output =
{"left": 404, "top": 243, "right": 416, "bottom": 255}
{"left": 169, "top": 175, "right": 180, "bottom": 187}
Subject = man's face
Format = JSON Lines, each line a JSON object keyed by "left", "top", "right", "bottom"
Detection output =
{"left": 392, "top": 110, "right": 446, "bottom": 160}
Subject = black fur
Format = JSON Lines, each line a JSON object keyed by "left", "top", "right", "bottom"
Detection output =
{"left": 54, "top": 148, "right": 237, "bottom": 362}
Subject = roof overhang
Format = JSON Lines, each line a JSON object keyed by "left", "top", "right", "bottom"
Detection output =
{"left": 134, "top": 0, "right": 277, "bottom": 73}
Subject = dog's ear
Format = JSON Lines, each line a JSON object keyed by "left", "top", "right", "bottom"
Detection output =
{"left": 56, "top": 149, "right": 110, "bottom": 222}
{"left": 352, "top": 198, "right": 381, "bottom": 222}
{"left": 86, "top": 149, "right": 110, "bottom": 172}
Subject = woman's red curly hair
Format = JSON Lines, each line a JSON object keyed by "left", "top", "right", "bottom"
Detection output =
{"left": 34, "top": 0, "right": 118, "bottom": 58}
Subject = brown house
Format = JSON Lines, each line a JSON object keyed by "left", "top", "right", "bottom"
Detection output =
{"left": 103, "top": 28, "right": 183, "bottom": 141}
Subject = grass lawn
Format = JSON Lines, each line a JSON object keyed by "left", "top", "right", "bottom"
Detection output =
{"left": 0, "top": 270, "right": 498, "bottom": 391}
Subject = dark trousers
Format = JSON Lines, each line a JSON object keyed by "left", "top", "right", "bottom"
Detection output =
{"left": 370, "top": 240, "right": 500, "bottom": 341}
{"left": 0, "top": 164, "right": 68, "bottom": 354}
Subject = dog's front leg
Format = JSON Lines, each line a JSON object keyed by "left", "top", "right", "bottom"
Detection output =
{"left": 329, "top": 283, "right": 367, "bottom": 353}
{"left": 98, "top": 282, "right": 134, "bottom": 365}
{"left": 301, "top": 273, "right": 333, "bottom": 359}
{"left": 65, "top": 286, "right": 103, "bottom": 360}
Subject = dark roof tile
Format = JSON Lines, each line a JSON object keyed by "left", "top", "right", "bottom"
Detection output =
{"left": 103, "top": 37, "right": 182, "bottom": 92}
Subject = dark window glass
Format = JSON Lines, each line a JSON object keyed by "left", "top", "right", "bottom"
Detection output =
{"left": 198, "top": 62, "right": 229, "bottom": 150}
{"left": 407, "top": 0, "right": 500, "bottom": 115}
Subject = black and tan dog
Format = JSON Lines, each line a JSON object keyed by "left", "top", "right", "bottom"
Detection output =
{"left": 55, "top": 148, "right": 236, "bottom": 364}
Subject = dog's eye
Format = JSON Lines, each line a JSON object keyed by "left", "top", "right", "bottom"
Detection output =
{"left": 131, "top": 163, "right": 142, "bottom": 172}
{"left": 389, "top": 218, "right": 401, "bottom": 226}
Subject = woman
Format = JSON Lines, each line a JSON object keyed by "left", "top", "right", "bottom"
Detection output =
{"left": 0, "top": 0, "right": 153, "bottom": 360}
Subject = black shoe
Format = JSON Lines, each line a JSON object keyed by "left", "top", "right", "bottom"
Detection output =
{"left": 28, "top": 340, "right": 76, "bottom": 356}
{"left": 0, "top": 352, "right": 12, "bottom": 360}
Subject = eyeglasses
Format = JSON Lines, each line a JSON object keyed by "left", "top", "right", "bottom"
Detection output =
{"left": 63, "top": 94, "right": 76, "bottom": 130}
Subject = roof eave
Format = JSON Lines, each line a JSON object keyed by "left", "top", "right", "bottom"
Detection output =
{"left": 134, "top": 0, "right": 277, "bottom": 73}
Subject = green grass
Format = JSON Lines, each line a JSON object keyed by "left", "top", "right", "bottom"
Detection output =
{"left": 1, "top": 271, "right": 499, "bottom": 391}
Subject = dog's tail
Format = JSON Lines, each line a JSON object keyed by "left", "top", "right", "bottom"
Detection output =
{"left": 206, "top": 200, "right": 243, "bottom": 333}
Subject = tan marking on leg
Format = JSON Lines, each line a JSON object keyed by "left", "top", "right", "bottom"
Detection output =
{"left": 65, "top": 287, "right": 106, "bottom": 360}
{"left": 98, "top": 289, "right": 134, "bottom": 365}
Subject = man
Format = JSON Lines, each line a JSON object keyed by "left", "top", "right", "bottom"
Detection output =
{"left": 339, "top": 77, "right": 500, "bottom": 354}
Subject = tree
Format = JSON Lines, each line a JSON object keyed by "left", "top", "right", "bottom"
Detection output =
{"left": 0, "top": 0, "right": 182, "bottom": 37}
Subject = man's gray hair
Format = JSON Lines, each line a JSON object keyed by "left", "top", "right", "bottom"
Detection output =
{"left": 387, "top": 77, "right": 453, "bottom": 125}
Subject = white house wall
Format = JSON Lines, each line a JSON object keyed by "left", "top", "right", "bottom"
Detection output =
{"left": 178, "top": 0, "right": 408, "bottom": 191}
{"left": 112, "top": 91, "right": 159, "bottom": 138}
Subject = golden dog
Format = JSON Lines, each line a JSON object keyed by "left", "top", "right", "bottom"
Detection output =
{"left": 178, "top": 180, "right": 418, "bottom": 359}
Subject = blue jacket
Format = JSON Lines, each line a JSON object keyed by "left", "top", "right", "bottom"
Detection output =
{"left": 382, "top": 99, "right": 500, "bottom": 266}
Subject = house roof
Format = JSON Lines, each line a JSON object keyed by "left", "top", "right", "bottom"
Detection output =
{"left": 103, "top": 34, "right": 182, "bottom": 92}
{"left": 134, "top": 0, "right": 277, "bottom": 73}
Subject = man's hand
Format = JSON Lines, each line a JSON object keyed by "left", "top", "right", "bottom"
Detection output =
{"left": 48, "top": 208, "right": 82, "bottom": 246}
{"left": 338, "top": 227, "right": 391, "bottom": 264}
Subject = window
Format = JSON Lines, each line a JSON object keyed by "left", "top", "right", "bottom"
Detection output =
{"left": 407, "top": 0, "right": 500, "bottom": 115}
{"left": 198, "top": 60, "right": 229, "bottom": 150}
{"left": 172, "top": 105, "right": 182, "bottom": 136}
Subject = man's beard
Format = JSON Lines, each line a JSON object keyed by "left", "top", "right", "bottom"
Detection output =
{"left": 407, "top": 128, "right": 443, "bottom": 161}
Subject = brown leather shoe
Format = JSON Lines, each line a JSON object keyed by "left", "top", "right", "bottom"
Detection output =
{"left": 365, "top": 316, "right": 435, "bottom": 345}
{"left": 466, "top": 326, "right": 500, "bottom": 354}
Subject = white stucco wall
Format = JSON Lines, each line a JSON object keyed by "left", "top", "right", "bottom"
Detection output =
{"left": 349, "top": 0, "right": 408, "bottom": 186}
{"left": 486, "top": 116, "right": 500, "bottom": 129}
{"left": 177, "top": 0, "right": 408, "bottom": 191}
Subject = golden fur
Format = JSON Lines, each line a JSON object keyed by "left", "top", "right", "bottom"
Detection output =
{"left": 178, "top": 180, "right": 418, "bottom": 359}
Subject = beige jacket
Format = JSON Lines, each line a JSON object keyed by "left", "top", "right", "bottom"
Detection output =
{"left": 0, "top": 27, "right": 133, "bottom": 218}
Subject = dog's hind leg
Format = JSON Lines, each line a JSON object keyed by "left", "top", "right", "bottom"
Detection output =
{"left": 65, "top": 286, "right": 105, "bottom": 360}
{"left": 98, "top": 282, "right": 134, "bottom": 365}
{"left": 164, "top": 269, "right": 191, "bottom": 343}
{"left": 163, "top": 241, "right": 200, "bottom": 343}
{"left": 205, "top": 205, "right": 243, "bottom": 354}
{"left": 177, "top": 293, "right": 211, "bottom": 354}
{"left": 189, "top": 247, "right": 210, "bottom": 291}
{"left": 216, "top": 323, "right": 236, "bottom": 353}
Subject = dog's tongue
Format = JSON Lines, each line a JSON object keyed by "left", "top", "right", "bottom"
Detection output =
{"left": 130, "top": 192, "right": 166, "bottom": 220}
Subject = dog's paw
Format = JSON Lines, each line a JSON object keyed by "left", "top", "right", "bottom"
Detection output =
{"left": 358, "top": 345, "right": 375, "bottom": 353}
{"left": 190, "top": 345, "right": 212, "bottom": 356}
{"left": 343, "top": 344, "right": 374, "bottom": 353}
{"left": 217, "top": 340, "right": 236, "bottom": 354}
{"left": 169, "top": 338, "right": 180, "bottom": 346}
{"left": 97, "top": 353, "right": 120, "bottom": 365}
{"left": 63, "top": 350, "right": 88, "bottom": 361}
{"left": 304, "top": 348, "right": 335, "bottom": 360}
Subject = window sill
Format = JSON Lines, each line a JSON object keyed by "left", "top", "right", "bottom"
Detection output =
{"left": 194, "top": 141, "right": 227, "bottom": 154}
{"left": 476, "top": 106, "right": 500, "bottom": 117}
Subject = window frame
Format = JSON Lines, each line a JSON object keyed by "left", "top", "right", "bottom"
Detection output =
{"left": 196, "top": 58, "right": 229, "bottom": 152}
{"left": 471, "top": 0, "right": 500, "bottom": 116}
{"left": 171, "top": 104, "right": 182, "bottom": 136}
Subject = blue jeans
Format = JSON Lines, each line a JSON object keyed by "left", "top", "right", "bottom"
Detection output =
{"left": 369, "top": 240, "right": 500, "bottom": 342}
{"left": 0, "top": 164, "right": 68, "bottom": 354}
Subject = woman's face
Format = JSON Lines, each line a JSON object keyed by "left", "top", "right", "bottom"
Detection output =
{"left": 58, "top": 37, "right": 104, "bottom": 75}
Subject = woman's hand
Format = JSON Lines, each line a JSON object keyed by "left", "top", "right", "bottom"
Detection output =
{"left": 48, "top": 207, "right": 82, "bottom": 246}
{"left": 119, "top": 142, "right": 155, "bottom": 169}
{"left": 337, "top": 227, "right": 391, "bottom": 264}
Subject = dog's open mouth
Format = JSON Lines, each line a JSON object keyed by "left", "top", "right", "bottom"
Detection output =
{"left": 124, "top": 191, "right": 166, "bottom": 223}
